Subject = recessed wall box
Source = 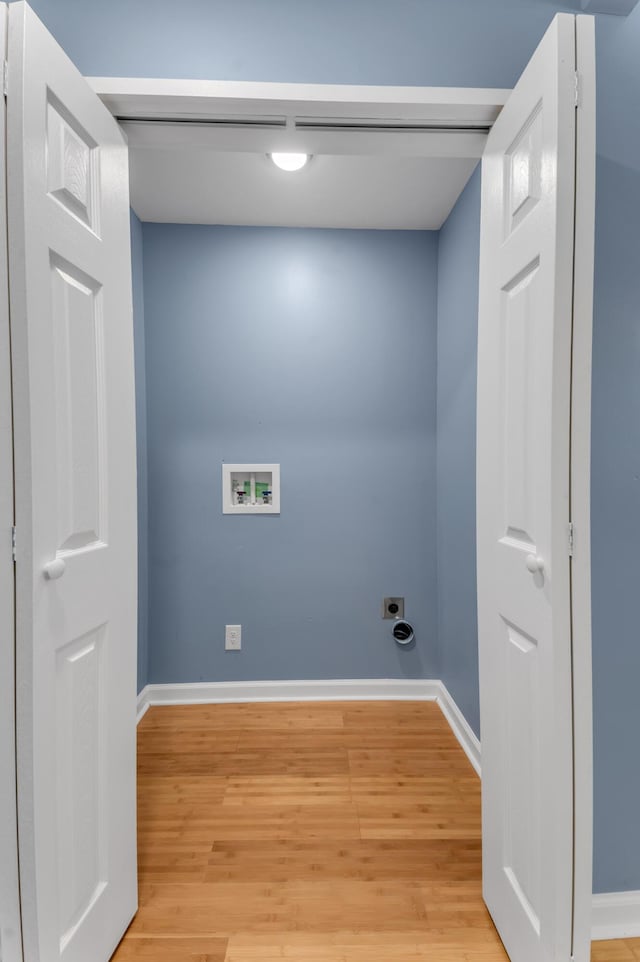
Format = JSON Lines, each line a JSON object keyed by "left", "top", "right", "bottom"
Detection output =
{"left": 222, "top": 463, "right": 280, "bottom": 515}
{"left": 383, "top": 597, "right": 404, "bottom": 620}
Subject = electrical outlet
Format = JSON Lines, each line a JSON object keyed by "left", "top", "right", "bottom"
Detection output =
{"left": 382, "top": 597, "right": 404, "bottom": 620}
{"left": 225, "top": 624, "right": 242, "bottom": 650}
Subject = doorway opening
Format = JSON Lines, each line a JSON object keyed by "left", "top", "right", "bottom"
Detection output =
{"left": 2, "top": 7, "right": 596, "bottom": 962}
{"left": 107, "top": 78, "right": 501, "bottom": 959}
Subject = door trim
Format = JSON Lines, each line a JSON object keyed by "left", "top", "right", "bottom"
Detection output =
{"left": 0, "top": 0, "right": 23, "bottom": 957}
{"left": 569, "top": 14, "right": 596, "bottom": 962}
{"left": 87, "top": 78, "right": 510, "bottom": 160}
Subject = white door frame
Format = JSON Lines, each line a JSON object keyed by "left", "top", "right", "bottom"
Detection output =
{"left": 0, "top": 0, "right": 23, "bottom": 958}
{"left": 87, "top": 77, "right": 510, "bottom": 160}
{"left": 569, "top": 14, "right": 596, "bottom": 958}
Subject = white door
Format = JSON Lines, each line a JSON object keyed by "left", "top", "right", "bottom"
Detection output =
{"left": 477, "top": 12, "right": 593, "bottom": 962}
{"left": 8, "top": 3, "right": 138, "bottom": 961}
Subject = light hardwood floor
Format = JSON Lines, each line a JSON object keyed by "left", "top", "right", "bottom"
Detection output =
{"left": 111, "top": 700, "right": 636, "bottom": 962}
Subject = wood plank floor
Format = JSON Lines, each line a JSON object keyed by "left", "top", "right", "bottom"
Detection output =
{"left": 111, "top": 700, "right": 636, "bottom": 962}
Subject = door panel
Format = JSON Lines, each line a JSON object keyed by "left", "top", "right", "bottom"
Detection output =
{"left": 477, "top": 13, "right": 583, "bottom": 962}
{"left": 56, "top": 624, "right": 107, "bottom": 951}
{"left": 51, "top": 257, "right": 106, "bottom": 551}
{"left": 8, "top": 3, "right": 138, "bottom": 961}
{"left": 46, "top": 97, "right": 99, "bottom": 230}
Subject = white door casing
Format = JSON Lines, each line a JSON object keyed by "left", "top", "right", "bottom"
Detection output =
{"left": 569, "top": 16, "right": 596, "bottom": 962}
{"left": 477, "top": 12, "right": 592, "bottom": 962}
{"left": 8, "top": 4, "right": 138, "bottom": 961}
{"left": 0, "top": 1, "right": 23, "bottom": 959}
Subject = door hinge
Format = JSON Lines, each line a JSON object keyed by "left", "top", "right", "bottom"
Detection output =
{"left": 11, "top": 525, "right": 16, "bottom": 562}
{"left": 2, "top": 60, "right": 7, "bottom": 99}
{"left": 574, "top": 71, "right": 581, "bottom": 109}
{"left": 568, "top": 522, "right": 574, "bottom": 557}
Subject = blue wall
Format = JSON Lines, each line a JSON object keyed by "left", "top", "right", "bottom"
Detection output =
{"left": 431, "top": 5, "right": 640, "bottom": 892}
{"left": 590, "top": 1, "right": 640, "bottom": 895}
{"left": 130, "top": 211, "right": 149, "bottom": 694}
{"left": 436, "top": 166, "right": 482, "bottom": 739}
{"left": 27, "top": 0, "right": 579, "bottom": 86}
{"left": 591, "top": 153, "right": 640, "bottom": 893}
{"left": 142, "top": 225, "right": 439, "bottom": 683}
{"left": 27, "top": 0, "right": 640, "bottom": 894}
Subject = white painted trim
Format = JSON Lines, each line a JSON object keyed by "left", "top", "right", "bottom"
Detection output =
{"left": 592, "top": 891, "right": 640, "bottom": 940}
{"left": 0, "top": 3, "right": 23, "bottom": 960}
{"left": 119, "top": 122, "right": 490, "bottom": 161}
{"left": 138, "top": 677, "right": 440, "bottom": 709}
{"left": 136, "top": 689, "right": 151, "bottom": 724}
{"left": 570, "top": 16, "right": 596, "bottom": 962}
{"left": 136, "top": 677, "right": 481, "bottom": 772}
{"left": 87, "top": 78, "right": 510, "bottom": 163}
{"left": 436, "top": 683, "right": 481, "bottom": 776}
{"left": 87, "top": 77, "right": 510, "bottom": 124}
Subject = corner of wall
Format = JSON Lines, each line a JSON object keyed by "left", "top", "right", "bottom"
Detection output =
{"left": 433, "top": 165, "right": 482, "bottom": 740}
{"left": 130, "top": 209, "right": 149, "bottom": 694}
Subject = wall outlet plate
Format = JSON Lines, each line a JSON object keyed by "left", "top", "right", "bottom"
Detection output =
{"left": 225, "top": 625, "right": 242, "bottom": 650}
{"left": 382, "top": 597, "right": 404, "bottom": 620}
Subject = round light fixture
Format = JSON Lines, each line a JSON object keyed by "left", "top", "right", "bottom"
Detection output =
{"left": 270, "top": 152, "right": 310, "bottom": 172}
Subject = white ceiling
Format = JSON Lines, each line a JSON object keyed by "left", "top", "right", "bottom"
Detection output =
{"left": 102, "top": 80, "right": 503, "bottom": 230}
{"left": 129, "top": 148, "right": 479, "bottom": 230}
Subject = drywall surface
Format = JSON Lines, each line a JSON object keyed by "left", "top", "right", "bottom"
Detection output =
{"left": 25, "top": 0, "right": 640, "bottom": 893}
{"left": 26, "top": 0, "right": 579, "bottom": 86}
{"left": 436, "top": 166, "right": 482, "bottom": 739}
{"left": 590, "top": 1, "right": 640, "bottom": 895}
{"left": 142, "top": 225, "right": 439, "bottom": 683}
{"left": 591, "top": 153, "right": 640, "bottom": 894}
{"left": 591, "top": 1, "right": 640, "bottom": 892}
{"left": 131, "top": 210, "right": 149, "bottom": 694}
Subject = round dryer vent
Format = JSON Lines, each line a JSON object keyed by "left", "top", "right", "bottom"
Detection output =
{"left": 392, "top": 621, "right": 414, "bottom": 645}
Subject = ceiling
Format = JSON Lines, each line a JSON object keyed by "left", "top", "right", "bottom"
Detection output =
{"left": 129, "top": 148, "right": 479, "bottom": 230}
{"left": 97, "top": 79, "right": 503, "bottom": 230}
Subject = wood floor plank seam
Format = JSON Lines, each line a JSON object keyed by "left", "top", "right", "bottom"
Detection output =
{"left": 111, "top": 700, "right": 633, "bottom": 961}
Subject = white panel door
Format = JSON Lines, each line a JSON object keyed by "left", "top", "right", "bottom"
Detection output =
{"left": 7, "top": 4, "right": 138, "bottom": 961}
{"left": 477, "top": 13, "right": 589, "bottom": 962}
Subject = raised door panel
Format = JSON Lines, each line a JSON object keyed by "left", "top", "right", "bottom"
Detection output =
{"left": 502, "top": 618, "right": 541, "bottom": 935}
{"left": 46, "top": 95, "right": 99, "bottom": 234}
{"left": 504, "top": 105, "right": 543, "bottom": 238}
{"left": 500, "top": 257, "right": 541, "bottom": 553}
{"left": 56, "top": 625, "right": 107, "bottom": 951}
{"left": 51, "top": 257, "right": 106, "bottom": 554}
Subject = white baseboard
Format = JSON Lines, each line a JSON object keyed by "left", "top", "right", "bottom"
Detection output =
{"left": 592, "top": 890, "right": 640, "bottom": 940}
{"left": 138, "top": 677, "right": 440, "bottom": 714}
{"left": 136, "top": 690, "right": 151, "bottom": 723}
{"left": 138, "top": 678, "right": 480, "bottom": 775}
{"left": 136, "top": 677, "right": 481, "bottom": 774}
{"left": 435, "top": 682, "right": 481, "bottom": 776}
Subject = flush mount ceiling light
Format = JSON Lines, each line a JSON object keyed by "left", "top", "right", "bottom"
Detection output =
{"left": 270, "top": 152, "right": 310, "bottom": 172}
